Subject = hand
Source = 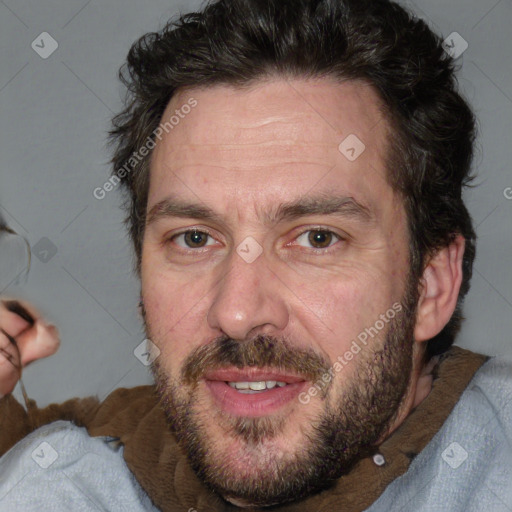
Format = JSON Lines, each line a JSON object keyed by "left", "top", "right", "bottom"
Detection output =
{"left": 0, "top": 299, "right": 60, "bottom": 397}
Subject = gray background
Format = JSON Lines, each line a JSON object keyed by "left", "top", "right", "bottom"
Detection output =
{"left": 0, "top": 0, "right": 511, "bottom": 408}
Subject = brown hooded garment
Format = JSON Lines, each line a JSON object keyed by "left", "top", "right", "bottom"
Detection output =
{"left": 0, "top": 346, "right": 488, "bottom": 512}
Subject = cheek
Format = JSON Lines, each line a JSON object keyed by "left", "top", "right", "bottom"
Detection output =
{"left": 291, "top": 270, "right": 399, "bottom": 361}
{"left": 141, "top": 266, "right": 211, "bottom": 363}
{"left": 141, "top": 246, "right": 208, "bottom": 317}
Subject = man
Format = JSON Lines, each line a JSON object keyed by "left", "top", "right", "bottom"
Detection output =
{"left": 0, "top": 0, "right": 511, "bottom": 510}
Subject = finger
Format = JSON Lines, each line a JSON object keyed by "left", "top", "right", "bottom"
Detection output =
{"left": 0, "top": 299, "right": 38, "bottom": 339}
{"left": 0, "top": 299, "right": 60, "bottom": 369}
{"left": 16, "top": 321, "right": 60, "bottom": 366}
{"left": 0, "top": 330, "right": 21, "bottom": 397}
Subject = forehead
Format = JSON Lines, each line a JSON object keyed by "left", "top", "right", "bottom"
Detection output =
{"left": 148, "top": 77, "right": 394, "bottom": 216}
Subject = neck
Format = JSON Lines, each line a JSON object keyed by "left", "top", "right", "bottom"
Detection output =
{"left": 376, "top": 348, "right": 440, "bottom": 444}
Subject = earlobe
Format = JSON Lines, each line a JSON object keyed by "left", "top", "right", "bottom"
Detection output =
{"left": 414, "top": 235, "right": 465, "bottom": 343}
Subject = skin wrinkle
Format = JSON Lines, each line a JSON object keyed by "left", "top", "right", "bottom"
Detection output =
{"left": 140, "top": 78, "right": 436, "bottom": 508}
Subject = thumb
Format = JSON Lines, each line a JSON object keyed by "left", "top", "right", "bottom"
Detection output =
{"left": 17, "top": 321, "right": 60, "bottom": 367}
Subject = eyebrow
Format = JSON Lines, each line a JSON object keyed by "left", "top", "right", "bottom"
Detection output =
{"left": 146, "top": 193, "right": 374, "bottom": 228}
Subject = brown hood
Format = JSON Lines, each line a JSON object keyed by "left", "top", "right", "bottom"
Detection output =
{"left": 0, "top": 346, "right": 488, "bottom": 511}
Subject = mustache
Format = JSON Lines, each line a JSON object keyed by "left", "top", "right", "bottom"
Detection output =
{"left": 180, "top": 334, "right": 332, "bottom": 386}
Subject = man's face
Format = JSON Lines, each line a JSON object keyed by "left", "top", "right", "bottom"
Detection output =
{"left": 141, "top": 78, "right": 416, "bottom": 507}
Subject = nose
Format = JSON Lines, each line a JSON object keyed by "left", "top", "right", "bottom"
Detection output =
{"left": 207, "top": 249, "right": 289, "bottom": 341}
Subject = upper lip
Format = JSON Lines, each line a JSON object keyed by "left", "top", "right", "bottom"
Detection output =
{"left": 203, "top": 368, "right": 307, "bottom": 384}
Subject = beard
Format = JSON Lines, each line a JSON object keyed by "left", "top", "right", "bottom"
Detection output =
{"left": 145, "top": 274, "right": 419, "bottom": 508}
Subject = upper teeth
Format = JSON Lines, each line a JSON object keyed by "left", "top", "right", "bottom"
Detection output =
{"left": 228, "top": 381, "right": 287, "bottom": 391}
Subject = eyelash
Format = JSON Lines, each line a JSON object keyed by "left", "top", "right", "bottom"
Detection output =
{"left": 167, "top": 227, "right": 345, "bottom": 254}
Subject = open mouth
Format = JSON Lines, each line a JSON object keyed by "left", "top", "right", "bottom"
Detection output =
{"left": 227, "top": 380, "right": 288, "bottom": 393}
{"left": 203, "top": 368, "right": 308, "bottom": 417}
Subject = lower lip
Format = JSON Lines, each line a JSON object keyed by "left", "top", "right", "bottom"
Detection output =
{"left": 205, "top": 380, "right": 308, "bottom": 417}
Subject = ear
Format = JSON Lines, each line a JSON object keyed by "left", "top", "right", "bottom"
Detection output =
{"left": 414, "top": 235, "right": 465, "bottom": 343}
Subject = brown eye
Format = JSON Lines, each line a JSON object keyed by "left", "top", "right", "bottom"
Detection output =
{"left": 307, "top": 230, "right": 335, "bottom": 248}
{"left": 172, "top": 230, "right": 214, "bottom": 249}
{"left": 295, "top": 229, "right": 340, "bottom": 250}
